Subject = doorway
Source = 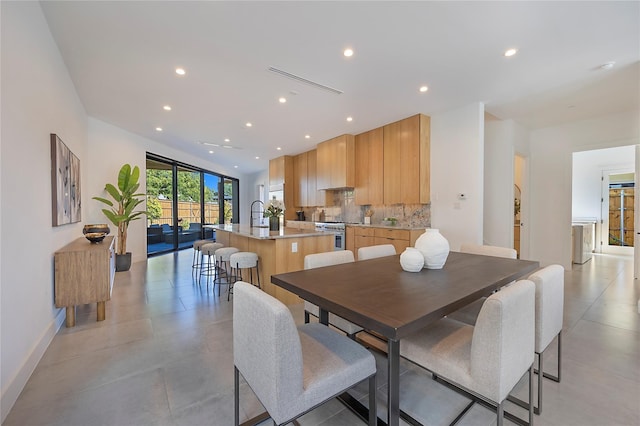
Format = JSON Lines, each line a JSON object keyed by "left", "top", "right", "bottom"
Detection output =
{"left": 601, "top": 171, "right": 635, "bottom": 255}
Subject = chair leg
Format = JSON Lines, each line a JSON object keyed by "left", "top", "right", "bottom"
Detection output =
{"left": 496, "top": 401, "right": 504, "bottom": 426}
{"left": 368, "top": 374, "right": 377, "bottom": 426}
{"left": 529, "top": 364, "right": 535, "bottom": 425}
{"left": 234, "top": 366, "right": 240, "bottom": 426}
{"left": 304, "top": 311, "right": 310, "bottom": 323}
{"left": 537, "top": 352, "right": 543, "bottom": 415}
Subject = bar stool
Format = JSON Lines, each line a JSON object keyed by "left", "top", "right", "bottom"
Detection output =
{"left": 214, "top": 247, "right": 239, "bottom": 296}
{"left": 192, "top": 240, "right": 211, "bottom": 279}
{"left": 199, "top": 242, "right": 223, "bottom": 288}
{"left": 228, "top": 252, "right": 260, "bottom": 300}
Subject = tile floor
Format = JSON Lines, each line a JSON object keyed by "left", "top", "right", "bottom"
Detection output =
{"left": 4, "top": 251, "right": 640, "bottom": 426}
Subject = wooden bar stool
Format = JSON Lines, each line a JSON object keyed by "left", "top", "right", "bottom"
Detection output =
{"left": 228, "top": 252, "right": 260, "bottom": 300}
{"left": 199, "top": 242, "right": 223, "bottom": 288}
{"left": 214, "top": 247, "right": 239, "bottom": 296}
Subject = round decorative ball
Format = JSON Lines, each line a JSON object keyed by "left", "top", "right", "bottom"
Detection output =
{"left": 415, "top": 228, "right": 450, "bottom": 269}
{"left": 400, "top": 247, "right": 424, "bottom": 272}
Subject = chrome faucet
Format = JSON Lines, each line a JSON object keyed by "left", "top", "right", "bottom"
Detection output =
{"left": 250, "top": 200, "right": 265, "bottom": 227}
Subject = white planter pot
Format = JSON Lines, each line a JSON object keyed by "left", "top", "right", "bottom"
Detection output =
{"left": 415, "top": 228, "right": 450, "bottom": 269}
{"left": 400, "top": 247, "right": 424, "bottom": 272}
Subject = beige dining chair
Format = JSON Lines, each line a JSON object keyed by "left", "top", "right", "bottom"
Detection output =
{"left": 233, "top": 281, "right": 377, "bottom": 426}
{"left": 303, "top": 250, "right": 363, "bottom": 339}
{"left": 508, "top": 264, "right": 564, "bottom": 415}
{"left": 357, "top": 244, "right": 396, "bottom": 260}
{"left": 401, "top": 279, "right": 536, "bottom": 426}
{"left": 447, "top": 243, "right": 517, "bottom": 325}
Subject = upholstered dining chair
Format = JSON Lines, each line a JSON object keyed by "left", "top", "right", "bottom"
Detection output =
{"left": 303, "top": 250, "right": 363, "bottom": 339}
{"left": 400, "top": 280, "right": 536, "bottom": 426}
{"left": 233, "top": 281, "right": 377, "bottom": 426}
{"left": 509, "top": 264, "right": 564, "bottom": 415}
{"left": 447, "top": 243, "right": 517, "bottom": 325}
{"left": 357, "top": 244, "right": 397, "bottom": 260}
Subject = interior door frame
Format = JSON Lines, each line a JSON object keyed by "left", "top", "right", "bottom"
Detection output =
{"left": 600, "top": 167, "right": 635, "bottom": 255}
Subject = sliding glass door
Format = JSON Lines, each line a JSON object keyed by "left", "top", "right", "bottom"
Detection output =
{"left": 146, "top": 154, "right": 239, "bottom": 256}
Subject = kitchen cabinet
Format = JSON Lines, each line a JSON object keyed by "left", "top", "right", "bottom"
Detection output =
{"left": 292, "top": 149, "right": 326, "bottom": 207}
{"left": 374, "top": 228, "right": 411, "bottom": 254}
{"left": 317, "top": 134, "right": 355, "bottom": 190}
{"left": 355, "top": 127, "right": 384, "bottom": 205}
{"left": 383, "top": 114, "right": 430, "bottom": 204}
{"left": 345, "top": 225, "right": 355, "bottom": 253}
{"left": 349, "top": 225, "right": 425, "bottom": 259}
{"left": 54, "top": 236, "right": 116, "bottom": 327}
{"left": 269, "top": 155, "right": 295, "bottom": 220}
{"left": 293, "top": 152, "right": 308, "bottom": 207}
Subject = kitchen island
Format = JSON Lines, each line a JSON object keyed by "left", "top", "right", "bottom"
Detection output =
{"left": 209, "top": 224, "right": 334, "bottom": 304}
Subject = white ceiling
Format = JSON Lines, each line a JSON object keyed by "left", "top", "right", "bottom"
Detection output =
{"left": 41, "top": 1, "right": 640, "bottom": 174}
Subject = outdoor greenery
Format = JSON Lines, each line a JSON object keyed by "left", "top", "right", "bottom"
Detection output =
{"left": 146, "top": 197, "right": 162, "bottom": 224}
{"left": 146, "top": 169, "right": 225, "bottom": 202}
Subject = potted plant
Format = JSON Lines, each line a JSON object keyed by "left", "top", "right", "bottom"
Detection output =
{"left": 93, "top": 164, "right": 147, "bottom": 271}
{"left": 263, "top": 198, "right": 284, "bottom": 231}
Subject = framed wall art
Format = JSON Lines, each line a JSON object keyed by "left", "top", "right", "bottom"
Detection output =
{"left": 51, "top": 134, "right": 81, "bottom": 226}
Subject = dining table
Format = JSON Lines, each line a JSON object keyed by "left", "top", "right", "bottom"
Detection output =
{"left": 271, "top": 250, "right": 540, "bottom": 426}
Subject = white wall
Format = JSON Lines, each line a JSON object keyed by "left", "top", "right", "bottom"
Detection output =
{"left": 87, "top": 118, "right": 249, "bottom": 263}
{"left": 1, "top": 2, "right": 88, "bottom": 420}
{"left": 431, "top": 103, "right": 485, "bottom": 250}
{"left": 530, "top": 110, "right": 640, "bottom": 268}
{"left": 483, "top": 119, "right": 531, "bottom": 251}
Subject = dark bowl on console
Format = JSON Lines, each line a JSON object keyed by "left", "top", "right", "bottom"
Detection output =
{"left": 85, "top": 232, "right": 107, "bottom": 243}
{"left": 83, "top": 224, "right": 110, "bottom": 235}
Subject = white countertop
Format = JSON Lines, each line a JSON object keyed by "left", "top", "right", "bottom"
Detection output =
{"left": 208, "top": 224, "right": 335, "bottom": 240}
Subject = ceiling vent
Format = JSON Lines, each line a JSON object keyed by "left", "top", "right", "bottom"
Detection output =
{"left": 268, "top": 67, "right": 343, "bottom": 95}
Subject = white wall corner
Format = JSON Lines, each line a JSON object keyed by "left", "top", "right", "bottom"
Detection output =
{"left": 1, "top": 309, "right": 65, "bottom": 422}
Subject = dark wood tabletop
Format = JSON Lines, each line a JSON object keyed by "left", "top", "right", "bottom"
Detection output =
{"left": 271, "top": 251, "right": 540, "bottom": 340}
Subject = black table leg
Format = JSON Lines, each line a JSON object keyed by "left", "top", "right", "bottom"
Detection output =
{"left": 388, "top": 338, "right": 400, "bottom": 426}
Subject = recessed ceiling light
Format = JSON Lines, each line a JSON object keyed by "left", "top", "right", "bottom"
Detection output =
{"left": 279, "top": 97, "right": 287, "bottom": 103}
{"left": 175, "top": 68, "right": 186, "bottom": 75}
{"left": 246, "top": 122, "right": 252, "bottom": 127}
{"left": 234, "top": 165, "right": 238, "bottom": 168}
{"left": 504, "top": 48, "right": 518, "bottom": 57}
{"left": 255, "top": 156, "right": 260, "bottom": 160}
{"left": 224, "top": 138, "right": 230, "bottom": 142}
{"left": 419, "top": 86, "right": 428, "bottom": 93}
{"left": 343, "top": 48, "right": 354, "bottom": 57}
{"left": 155, "top": 127, "right": 163, "bottom": 132}
{"left": 305, "top": 135, "right": 311, "bottom": 139}
{"left": 599, "top": 62, "right": 615, "bottom": 70}
{"left": 209, "top": 150, "right": 214, "bottom": 154}
{"left": 163, "top": 105, "right": 172, "bottom": 111}
{"left": 346, "top": 116, "right": 353, "bottom": 122}
{"left": 277, "top": 147, "right": 282, "bottom": 150}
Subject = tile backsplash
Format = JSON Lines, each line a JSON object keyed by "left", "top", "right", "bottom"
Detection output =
{"left": 301, "top": 190, "right": 431, "bottom": 227}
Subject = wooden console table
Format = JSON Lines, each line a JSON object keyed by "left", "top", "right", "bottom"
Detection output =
{"left": 54, "top": 236, "right": 116, "bottom": 327}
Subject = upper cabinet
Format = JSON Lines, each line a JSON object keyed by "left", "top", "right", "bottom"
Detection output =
{"left": 355, "top": 127, "right": 384, "bottom": 205}
{"left": 317, "top": 134, "right": 355, "bottom": 190}
{"left": 269, "top": 155, "right": 295, "bottom": 219}
{"left": 293, "top": 149, "right": 325, "bottom": 207}
{"left": 383, "top": 114, "right": 430, "bottom": 204}
{"left": 269, "top": 155, "right": 293, "bottom": 190}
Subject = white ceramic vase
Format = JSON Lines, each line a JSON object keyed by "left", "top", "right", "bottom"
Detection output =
{"left": 415, "top": 228, "right": 450, "bottom": 269}
{"left": 400, "top": 247, "right": 424, "bottom": 272}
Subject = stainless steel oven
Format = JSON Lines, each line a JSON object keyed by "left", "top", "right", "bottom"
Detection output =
{"left": 315, "top": 222, "right": 345, "bottom": 251}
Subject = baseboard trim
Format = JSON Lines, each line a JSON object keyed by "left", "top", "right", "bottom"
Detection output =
{"left": 1, "top": 308, "right": 65, "bottom": 423}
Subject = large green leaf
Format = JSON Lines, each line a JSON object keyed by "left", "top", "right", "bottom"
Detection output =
{"left": 101, "top": 209, "right": 119, "bottom": 226}
{"left": 118, "top": 164, "right": 132, "bottom": 191}
{"left": 92, "top": 196, "right": 113, "bottom": 207}
{"left": 105, "top": 184, "right": 122, "bottom": 202}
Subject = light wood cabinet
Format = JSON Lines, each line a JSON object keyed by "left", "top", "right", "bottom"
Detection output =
{"left": 345, "top": 225, "right": 355, "bottom": 253}
{"left": 374, "top": 228, "right": 411, "bottom": 254}
{"left": 317, "top": 134, "right": 355, "bottom": 189}
{"left": 293, "top": 152, "right": 308, "bottom": 207}
{"left": 349, "top": 226, "right": 425, "bottom": 259}
{"left": 54, "top": 236, "right": 116, "bottom": 327}
{"left": 383, "top": 114, "right": 430, "bottom": 204}
{"left": 269, "top": 155, "right": 295, "bottom": 220}
{"left": 355, "top": 127, "right": 384, "bottom": 205}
